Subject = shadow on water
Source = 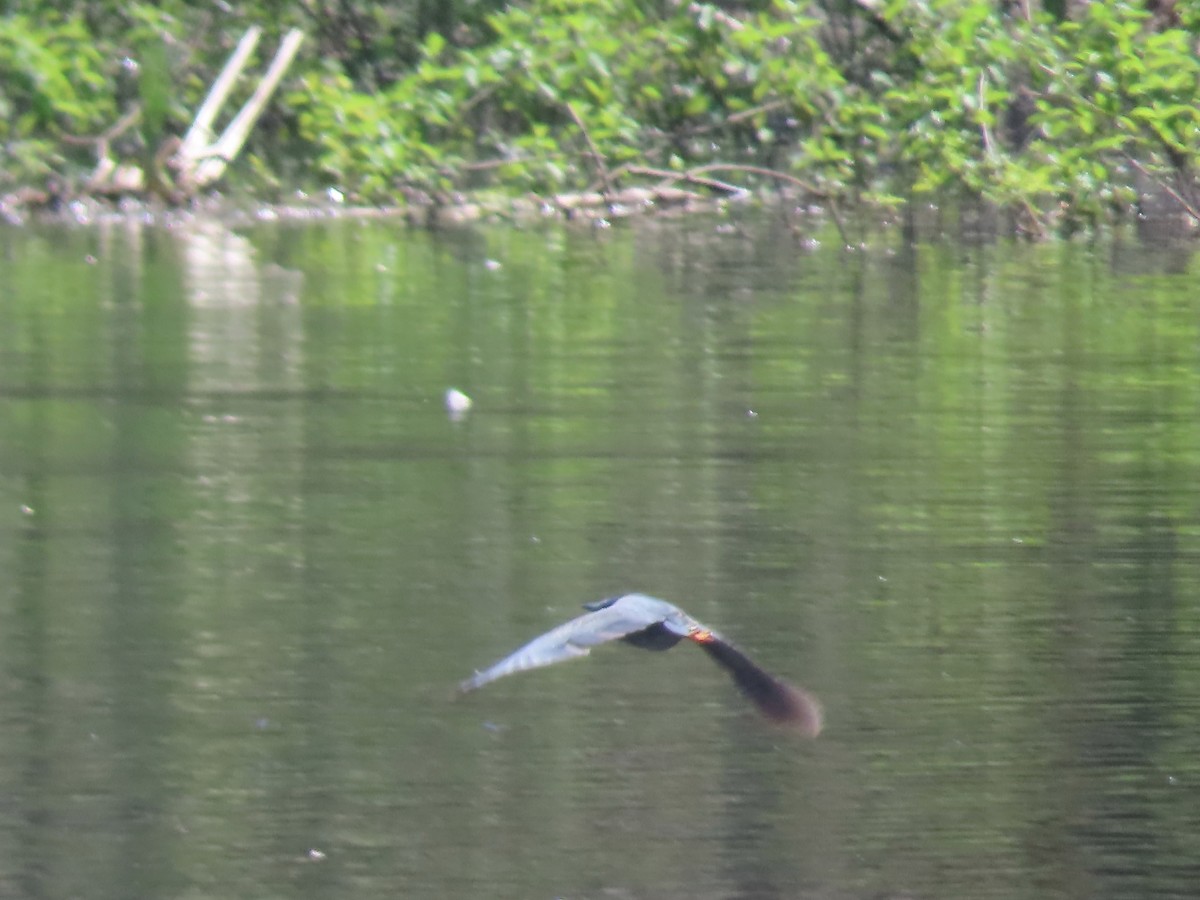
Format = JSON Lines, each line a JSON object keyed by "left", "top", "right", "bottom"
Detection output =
{"left": 1, "top": 217, "right": 1199, "bottom": 899}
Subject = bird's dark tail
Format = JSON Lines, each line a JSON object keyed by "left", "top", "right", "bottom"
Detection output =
{"left": 692, "top": 634, "right": 823, "bottom": 736}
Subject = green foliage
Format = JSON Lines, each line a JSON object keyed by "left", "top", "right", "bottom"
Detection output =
{"left": 0, "top": 12, "right": 112, "bottom": 181}
{"left": 1027, "top": 2, "right": 1200, "bottom": 215}
{"left": 789, "top": 0, "right": 1200, "bottom": 228}
{"left": 287, "top": 0, "right": 1200, "bottom": 233}
{"left": 292, "top": 0, "right": 838, "bottom": 198}
{"left": 3, "top": 0, "right": 1199, "bottom": 234}
{"left": 0, "top": 0, "right": 511, "bottom": 192}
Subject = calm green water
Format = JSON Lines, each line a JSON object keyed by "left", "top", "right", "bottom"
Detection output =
{"left": 2, "top": 215, "right": 1199, "bottom": 899}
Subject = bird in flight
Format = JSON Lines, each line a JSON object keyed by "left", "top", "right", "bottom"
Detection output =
{"left": 460, "top": 593, "right": 822, "bottom": 736}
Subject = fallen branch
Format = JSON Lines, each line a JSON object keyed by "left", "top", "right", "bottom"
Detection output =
{"left": 684, "top": 162, "right": 826, "bottom": 196}
{"left": 64, "top": 107, "right": 146, "bottom": 193}
{"left": 621, "top": 164, "right": 749, "bottom": 196}
{"left": 684, "top": 163, "right": 849, "bottom": 243}
{"left": 178, "top": 27, "right": 263, "bottom": 163}
{"left": 175, "top": 27, "right": 305, "bottom": 193}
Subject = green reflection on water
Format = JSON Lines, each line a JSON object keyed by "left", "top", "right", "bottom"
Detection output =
{"left": 1, "top": 218, "right": 1199, "bottom": 899}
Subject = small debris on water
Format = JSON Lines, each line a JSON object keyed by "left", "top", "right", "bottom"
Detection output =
{"left": 445, "top": 388, "right": 473, "bottom": 419}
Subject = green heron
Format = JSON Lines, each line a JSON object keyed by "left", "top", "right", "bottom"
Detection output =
{"left": 460, "top": 593, "right": 822, "bottom": 736}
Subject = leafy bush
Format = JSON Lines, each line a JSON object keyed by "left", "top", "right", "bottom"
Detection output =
{"left": 0, "top": 13, "right": 113, "bottom": 182}
{"left": 4, "top": 0, "right": 1199, "bottom": 235}
{"left": 287, "top": 0, "right": 1200, "bottom": 233}
{"left": 1028, "top": 2, "right": 1200, "bottom": 222}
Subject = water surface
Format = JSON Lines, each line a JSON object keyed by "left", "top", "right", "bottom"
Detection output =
{"left": 2, "top": 215, "right": 1199, "bottom": 899}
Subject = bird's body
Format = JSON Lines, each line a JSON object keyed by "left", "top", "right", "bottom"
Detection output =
{"left": 460, "top": 593, "right": 822, "bottom": 735}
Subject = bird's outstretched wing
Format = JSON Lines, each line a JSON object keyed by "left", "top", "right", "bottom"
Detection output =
{"left": 694, "top": 635, "right": 824, "bottom": 736}
{"left": 459, "top": 599, "right": 680, "bottom": 693}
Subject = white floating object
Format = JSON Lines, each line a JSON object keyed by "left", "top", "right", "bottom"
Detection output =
{"left": 444, "top": 388, "right": 473, "bottom": 416}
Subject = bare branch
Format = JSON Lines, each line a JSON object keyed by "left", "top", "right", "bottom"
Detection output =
{"left": 1125, "top": 154, "right": 1200, "bottom": 222}
{"left": 564, "top": 101, "right": 616, "bottom": 199}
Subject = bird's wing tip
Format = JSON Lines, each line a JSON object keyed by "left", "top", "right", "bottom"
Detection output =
{"left": 782, "top": 688, "right": 824, "bottom": 737}
{"left": 457, "top": 673, "right": 484, "bottom": 694}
